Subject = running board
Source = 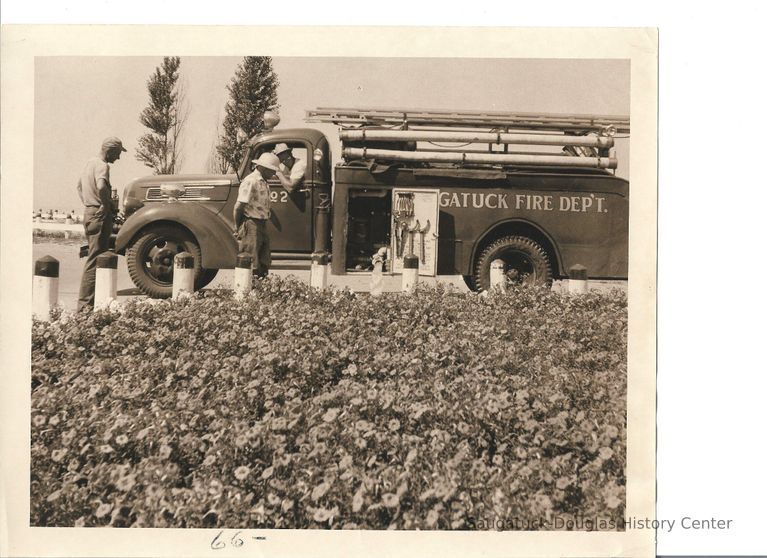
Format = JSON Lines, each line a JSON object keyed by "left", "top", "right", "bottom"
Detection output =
{"left": 271, "top": 261, "right": 312, "bottom": 271}
{"left": 270, "top": 253, "right": 321, "bottom": 271}
{"left": 271, "top": 252, "right": 314, "bottom": 261}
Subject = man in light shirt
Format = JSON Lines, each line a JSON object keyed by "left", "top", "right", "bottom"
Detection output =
{"left": 273, "top": 143, "right": 306, "bottom": 193}
{"left": 76, "top": 136, "right": 126, "bottom": 312}
{"left": 233, "top": 152, "right": 280, "bottom": 279}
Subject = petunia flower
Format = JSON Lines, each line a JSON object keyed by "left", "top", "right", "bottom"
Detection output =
{"left": 116, "top": 474, "right": 137, "bottom": 492}
{"left": 51, "top": 448, "right": 67, "bottom": 462}
{"left": 234, "top": 466, "right": 250, "bottom": 481}
{"left": 381, "top": 493, "right": 400, "bottom": 508}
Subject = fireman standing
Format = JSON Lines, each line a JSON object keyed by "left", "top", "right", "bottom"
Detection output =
{"left": 76, "top": 136, "right": 126, "bottom": 312}
{"left": 233, "top": 152, "right": 280, "bottom": 279}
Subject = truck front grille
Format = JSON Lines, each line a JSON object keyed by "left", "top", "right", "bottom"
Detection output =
{"left": 145, "top": 186, "right": 214, "bottom": 201}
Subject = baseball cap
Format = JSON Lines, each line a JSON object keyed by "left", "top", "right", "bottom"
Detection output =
{"left": 102, "top": 137, "right": 127, "bottom": 152}
{"left": 273, "top": 143, "right": 291, "bottom": 156}
{"left": 253, "top": 152, "right": 280, "bottom": 172}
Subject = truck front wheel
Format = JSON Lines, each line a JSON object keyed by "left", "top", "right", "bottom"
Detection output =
{"left": 126, "top": 225, "right": 217, "bottom": 298}
{"left": 473, "top": 235, "right": 552, "bottom": 291}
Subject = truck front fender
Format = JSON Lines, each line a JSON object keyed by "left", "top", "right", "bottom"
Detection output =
{"left": 116, "top": 204, "right": 238, "bottom": 269}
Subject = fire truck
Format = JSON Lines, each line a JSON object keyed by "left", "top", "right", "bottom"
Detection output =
{"left": 112, "top": 107, "right": 630, "bottom": 297}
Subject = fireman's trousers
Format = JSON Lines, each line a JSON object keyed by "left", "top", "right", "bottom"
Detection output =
{"left": 78, "top": 206, "right": 113, "bottom": 311}
{"left": 238, "top": 218, "right": 271, "bottom": 278}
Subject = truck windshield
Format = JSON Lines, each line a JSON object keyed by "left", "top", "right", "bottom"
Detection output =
{"left": 246, "top": 142, "right": 310, "bottom": 181}
{"left": 237, "top": 145, "right": 255, "bottom": 180}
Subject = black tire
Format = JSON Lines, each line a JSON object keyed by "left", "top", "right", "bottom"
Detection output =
{"left": 473, "top": 235, "right": 552, "bottom": 291}
{"left": 462, "top": 275, "right": 477, "bottom": 292}
{"left": 126, "top": 225, "right": 215, "bottom": 298}
{"left": 198, "top": 268, "right": 219, "bottom": 288}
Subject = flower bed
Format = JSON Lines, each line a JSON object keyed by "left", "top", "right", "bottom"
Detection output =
{"left": 31, "top": 278, "right": 627, "bottom": 529}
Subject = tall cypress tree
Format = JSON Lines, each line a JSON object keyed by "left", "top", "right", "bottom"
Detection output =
{"left": 217, "top": 57, "right": 279, "bottom": 173}
{"left": 135, "top": 56, "right": 188, "bottom": 175}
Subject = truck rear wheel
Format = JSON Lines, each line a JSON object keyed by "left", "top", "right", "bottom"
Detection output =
{"left": 473, "top": 235, "right": 552, "bottom": 291}
{"left": 126, "top": 225, "right": 217, "bottom": 298}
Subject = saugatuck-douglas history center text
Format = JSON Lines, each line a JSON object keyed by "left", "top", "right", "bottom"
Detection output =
{"left": 467, "top": 516, "right": 733, "bottom": 532}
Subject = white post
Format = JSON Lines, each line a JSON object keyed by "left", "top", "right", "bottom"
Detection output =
{"left": 401, "top": 254, "right": 419, "bottom": 294}
{"left": 172, "top": 252, "right": 195, "bottom": 299}
{"left": 33, "top": 256, "right": 59, "bottom": 321}
{"left": 490, "top": 259, "right": 507, "bottom": 292}
{"left": 310, "top": 252, "right": 329, "bottom": 290}
{"left": 370, "top": 260, "right": 384, "bottom": 296}
{"left": 568, "top": 264, "right": 589, "bottom": 294}
{"left": 95, "top": 252, "right": 118, "bottom": 309}
{"left": 233, "top": 253, "right": 252, "bottom": 299}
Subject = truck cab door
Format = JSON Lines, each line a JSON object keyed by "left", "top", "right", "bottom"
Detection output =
{"left": 252, "top": 142, "right": 314, "bottom": 253}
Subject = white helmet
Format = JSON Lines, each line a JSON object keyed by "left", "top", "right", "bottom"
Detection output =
{"left": 273, "top": 143, "right": 291, "bottom": 156}
{"left": 253, "top": 152, "right": 280, "bottom": 171}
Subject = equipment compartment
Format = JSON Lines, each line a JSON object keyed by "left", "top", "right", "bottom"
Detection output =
{"left": 345, "top": 189, "right": 392, "bottom": 271}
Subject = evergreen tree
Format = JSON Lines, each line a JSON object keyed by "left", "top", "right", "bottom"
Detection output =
{"left": 217, "top": 57, "right": 279, "bottom": 173}
{"left": 135, "top": 57, "right": 188, "bottom": 174}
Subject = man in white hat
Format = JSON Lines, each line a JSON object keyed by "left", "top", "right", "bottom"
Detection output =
{"left": 273, "top": 143, "right": 306, "bottom": 193}
{"left": 76, "top": 136, "right": 127, "bottom": 312}
{"left": 233, "top": 152, "right": 280, "bottom": 278}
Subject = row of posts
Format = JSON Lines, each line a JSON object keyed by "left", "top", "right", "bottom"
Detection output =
{"left": 32, "top": 253, "right": 590, "bottom": 321}
{"left": 489, "top": 260, "right": 589, "bottom": 294}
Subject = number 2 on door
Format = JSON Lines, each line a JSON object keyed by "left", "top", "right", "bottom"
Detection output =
{"left": 269, "top": 191, "right": 289, "bottom": 203}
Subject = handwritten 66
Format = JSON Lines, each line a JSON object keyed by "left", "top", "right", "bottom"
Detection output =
{"left": 210, "top": 530, "right": 266, "bottom": 550}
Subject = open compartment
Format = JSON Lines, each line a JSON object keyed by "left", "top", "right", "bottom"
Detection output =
{"left": 345, "top": 188, "right": 392, "bottom": 271}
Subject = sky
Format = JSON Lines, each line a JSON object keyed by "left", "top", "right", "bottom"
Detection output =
{"left": 34, "top": 57, "right": 629, "bottom": 212}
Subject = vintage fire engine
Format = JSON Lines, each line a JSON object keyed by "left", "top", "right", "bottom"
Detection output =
{"left": 112, "top": 107, "right": 630, "bottom": 297}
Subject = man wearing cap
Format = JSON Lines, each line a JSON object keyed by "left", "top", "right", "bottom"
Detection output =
{"left": 76, "top": 137, "right": 126, "bottom": 312}
{"left": 273, "top": 143, "right": 306, "bottom": 193}
{"left": 233, "top": 152, "right": 280, "bottom": 279}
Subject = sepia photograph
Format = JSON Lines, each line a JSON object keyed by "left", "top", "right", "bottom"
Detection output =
{"left": 2, "top": 26, "right": 657, "bottom": 558}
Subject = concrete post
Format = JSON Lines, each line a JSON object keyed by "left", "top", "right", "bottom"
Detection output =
{"left": 402, "top": 254, "right": 419, "bottom": 293}
{"left": 370, "top": 260, "right": 384, "bottom": 296}
{"left": 233, "top": 253, "right": 252, "bottom": 299}
{"left": 33, "top": 256, "right": 59, "bottom": 321}
{"left": 172, "top": 252, "right": 195, "bottom": 299}
{"left": 95, "top": 252, "right": 118, "bottom": 309}
{"left": 490, "top": 259, "right": 507, "bottom": 292}
{"left": 568, "top": 264, "right": 589, "bottom": 294}
{"left": 310, "top": 252, "right": 329, "bottom": 289}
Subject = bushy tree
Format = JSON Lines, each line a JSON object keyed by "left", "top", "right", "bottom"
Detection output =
{"left": 217, "top": 57, "right": 279, "bottom": 173}
{"left": 135, "top": 57, "right": 188, "bottom": 175}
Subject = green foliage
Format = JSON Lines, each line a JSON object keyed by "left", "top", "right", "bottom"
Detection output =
{"left": 31, "top": 279, "right": 627, "bottom": 529}
{"left": 216, "top": 57, "right": 279, "bottom": 174}
{"left": 135, "top": 57, "right": 187, "bottom": 175}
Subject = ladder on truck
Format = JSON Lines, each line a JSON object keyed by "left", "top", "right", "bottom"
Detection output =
{"left": 306, "top": 107, "right": 630, "bottom": 171}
